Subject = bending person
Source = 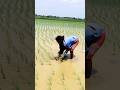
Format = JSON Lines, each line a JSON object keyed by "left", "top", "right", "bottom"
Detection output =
{"left": 55, "top": 35, "right": 79, "bottom": 59}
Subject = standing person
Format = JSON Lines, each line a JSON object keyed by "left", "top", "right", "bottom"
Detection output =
{"left": 55, "top": 35, "right": 79, "bottom": 60}
{"left": 85, "top": 23, "right": 106, "bottom": 78}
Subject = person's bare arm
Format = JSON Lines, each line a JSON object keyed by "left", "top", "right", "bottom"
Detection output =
{"left": 69, "top": 39, "right": 79, "bottom": 59}
{"left": 86, "top": 43, "right": 99, "bottom": 60}
{"left": 71, "top": 39, "right": 79, "bottom": 51}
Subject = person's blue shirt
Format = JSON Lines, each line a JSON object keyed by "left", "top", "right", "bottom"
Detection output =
{"left": 63, "top": 36, "right": 78, "bottom": 49}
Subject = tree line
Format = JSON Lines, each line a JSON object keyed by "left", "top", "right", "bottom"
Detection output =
{"left": 35, "top": 15, "right": 85, "bottom": 22}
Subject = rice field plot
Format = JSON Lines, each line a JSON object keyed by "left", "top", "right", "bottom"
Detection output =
{"left": 35, "top": 19, "right": 85, "bottom": 90}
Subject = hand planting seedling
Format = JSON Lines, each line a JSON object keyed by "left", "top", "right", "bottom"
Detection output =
{"left": 55, "top": 50, "right": 68, "bottom": 61}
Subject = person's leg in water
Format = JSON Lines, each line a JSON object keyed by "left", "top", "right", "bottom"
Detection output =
{"left": 70, "top": 39, "right": 79, "bottom": 59}
{"left": 85, "top": 32, "right": 106, "bottom": 78}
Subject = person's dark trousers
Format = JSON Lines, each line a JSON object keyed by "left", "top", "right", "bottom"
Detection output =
{"left": 85, "top": 59, "right": 92, "bottom": 78}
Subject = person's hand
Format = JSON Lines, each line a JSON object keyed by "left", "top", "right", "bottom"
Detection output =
{"left": 86, "top": 43, "right": 99, "bottom": 60}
